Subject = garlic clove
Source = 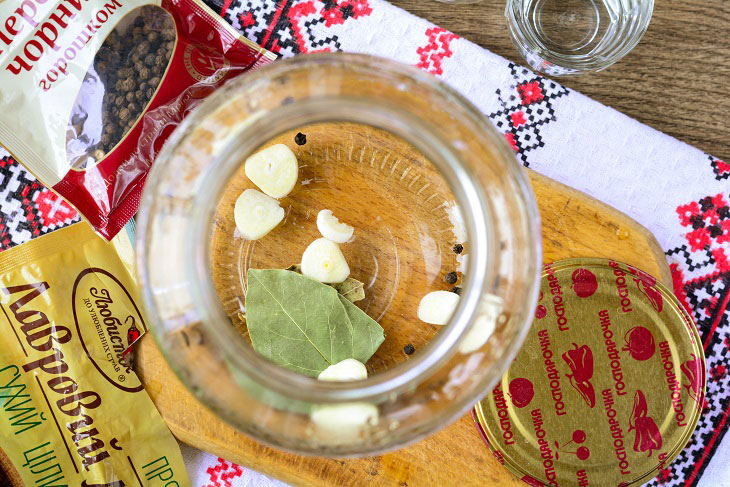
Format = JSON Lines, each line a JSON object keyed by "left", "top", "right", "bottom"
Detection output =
{"left": 310, "top": 402, "right": 379, "bottom": 441}
{"left": 417, "top": 290, "right": 459, "bottom": 325}
{"left": 317, "top": 209, "right": 354, "bottom": 243}
{"left": 244, "top": 144, "right": 298, "bottom": 198}
{"left": 458, "top": 295, "right": 501, "bottom": 354}
{"left": 318, "top": 359, "right": 367, "bottom": 382}
{"left": 234, "top": 189, "right": 285, "bottom": 240}
{"left": 301, "top": 238, "right": 350, "bottom": 283}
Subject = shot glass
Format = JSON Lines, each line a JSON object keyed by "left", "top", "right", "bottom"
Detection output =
{"left": 506, "top": 0, "right": 654, "bottom": 76}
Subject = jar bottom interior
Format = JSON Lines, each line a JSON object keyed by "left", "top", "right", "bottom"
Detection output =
{"left": 208, "top": 122, "right": 468, "bottom": 375}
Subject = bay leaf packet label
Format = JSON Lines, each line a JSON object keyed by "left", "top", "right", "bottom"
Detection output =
{"left": 0, "top": 222, "right": 190, "bottom": 486}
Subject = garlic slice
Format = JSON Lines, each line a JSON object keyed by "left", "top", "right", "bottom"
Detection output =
{"left": 417, "top": 290, "right": 459, "bottom": 325}
{"left": 234, "top": 189, "right": 285, "bottom": 240}
{"left": 318, "top": 359, "right": 367, "bottom": 381}
{"left": 244, "top": 144, "right": 298, "bottom": 198}
{"left": 310, "top": 403, "right": 379, "bottom": 441}
{"left": 317, "top": 209, "right": 354, "bottom": 243}
{"left": 301, "top": 238, "right": 350, "bottom": 283}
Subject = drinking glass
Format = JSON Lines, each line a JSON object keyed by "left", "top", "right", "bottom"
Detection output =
{"left": 506, "top": 0, "right": 654, "bottom": 76}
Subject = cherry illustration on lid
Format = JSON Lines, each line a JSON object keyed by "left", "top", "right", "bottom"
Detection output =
{"left": 554, "top": 430, "right": 590, "bottom": 461}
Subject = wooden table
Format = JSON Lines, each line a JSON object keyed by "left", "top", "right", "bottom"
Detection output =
{"left": 391, "top": 0, "right": 730, "bottom": 162}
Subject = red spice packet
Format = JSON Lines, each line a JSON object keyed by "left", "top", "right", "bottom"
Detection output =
{"left": 0, "top": 0, "right": 274, "bottom": 239}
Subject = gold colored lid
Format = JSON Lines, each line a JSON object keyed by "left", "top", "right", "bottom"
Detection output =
{"left": 475, "top": 258, "right": 705, "bottom": 487}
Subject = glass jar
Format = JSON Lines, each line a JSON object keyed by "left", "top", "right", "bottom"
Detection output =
{"left": 135, "top": 53, "right": 541, "bottom": 456}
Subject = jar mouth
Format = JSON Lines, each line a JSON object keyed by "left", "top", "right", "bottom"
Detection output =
{"left": 137, "top": 52, "right": 542, "bottom": 454}
{"left": 186, "top": 93, "right": 493, "bottom": 403}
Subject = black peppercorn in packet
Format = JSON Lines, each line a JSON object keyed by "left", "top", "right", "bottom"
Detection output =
{"left": 0, "top": 221, "right": 190, "bottom": 486}
{"left": 0, "top": 0, "right": 275, "bottom": 240}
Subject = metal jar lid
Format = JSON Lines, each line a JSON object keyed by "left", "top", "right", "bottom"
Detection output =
{"left": 474, "top": 258, "right": 706, "bottom": 487}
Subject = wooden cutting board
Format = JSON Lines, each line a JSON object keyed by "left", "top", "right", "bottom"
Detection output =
{"left": 133, "top": 169, "right": 671, "bottom": 487}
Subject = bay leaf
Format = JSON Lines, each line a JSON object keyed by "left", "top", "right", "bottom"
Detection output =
{"left": 339, "top": 296, "right": 385, "bottom": 361}
{"left": 332, "top": 279, "right": 366, "bottom": 303}
{"left": 246, "top": 269, "right": 384, "bottom": 377}
{"left": 286, "top": 264, "right": 365, "bottom": 303}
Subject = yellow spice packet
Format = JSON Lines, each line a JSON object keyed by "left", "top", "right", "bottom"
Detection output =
{"left": 0, "top": 221, "right": 190, "bottom": 487}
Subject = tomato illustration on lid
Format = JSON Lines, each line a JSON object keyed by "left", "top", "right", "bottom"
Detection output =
{"left": 622, "top": 326, "right": 656, "bottom": 361}
{"left": 571, "top": 268, "right": 598, "bottom": 298}
{"left": 508, "top": 378, "right": 535, "bottom": 408}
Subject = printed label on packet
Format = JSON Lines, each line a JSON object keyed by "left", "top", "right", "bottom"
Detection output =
{"left": 0, "top": 0, "right": 273, "bottom": 239}
{"left": 0, "top": 222, "right": 190, "bottom": 486}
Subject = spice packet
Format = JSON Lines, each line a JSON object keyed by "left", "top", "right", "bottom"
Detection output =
{"left": 0, "top": 222, "right": 190, "bottom": 486}
{"left": 0, "top": 0, "right": 274, "bottom": 240}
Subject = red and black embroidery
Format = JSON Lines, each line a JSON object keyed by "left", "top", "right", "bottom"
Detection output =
{"left": 661, "top": 192, "right": 730, "bottom": 487}
{"left": 214, "top": 0, "right": 372, "bottom": 57}
{"left": 488, "top": 64, "right": 570, "bottom": 167}
{"left": 709, "top": 155, "right": 730, "bottom": 181}
{"left": 0, "top": 155, "right": 79, "bottom": 251}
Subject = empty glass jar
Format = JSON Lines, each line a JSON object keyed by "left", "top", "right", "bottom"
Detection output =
{"left": 136, "top": 53, "right": 541, "bottom": 455}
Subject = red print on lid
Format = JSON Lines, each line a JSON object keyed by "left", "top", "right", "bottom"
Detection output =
{"left": 629, "top": 390, "right": 663, "bottom": 457}
{"left": 508, "top": 378, "right": 535, "bottom": 408}
{"left": 562, "top": 343, "right": 596, "bottom": 408}
{"left": 681, "top": 353, "right": 704, "bottom": 403}
{"left": 571, "top": 268, "right": 598, "bottom": 298}
{"left": 622, "top": 326, "right": 656, "bottom": 361}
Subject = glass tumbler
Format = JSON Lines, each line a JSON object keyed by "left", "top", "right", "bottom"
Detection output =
{"left": 506, "top": 0, "right": 654, "bottom": 76}
{"left": 136, "top": 53, "right": 541, "bottom": 456}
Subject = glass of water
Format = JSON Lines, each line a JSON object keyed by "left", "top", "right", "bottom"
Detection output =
{"left": 506, "top": 0, "right": 654, "bottom": 76}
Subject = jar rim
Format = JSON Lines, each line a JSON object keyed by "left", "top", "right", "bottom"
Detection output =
{"left": 136, "top": 52, "right": 542, "bottom": 453}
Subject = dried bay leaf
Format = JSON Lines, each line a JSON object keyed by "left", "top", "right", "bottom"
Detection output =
{"left": 339, "top": 296, "right": 385, "bottom": 362}
{"left": 286, "top": 264, "right": 365, "bottom": 302}
{"left": 332, "top": 279, "right": 366, "bottom": 303}
{"left": 246, "top": 269, "right": 384, "bottom": 377}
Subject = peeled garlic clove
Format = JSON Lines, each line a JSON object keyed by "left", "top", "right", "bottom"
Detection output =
{"left": 310, "top": 402, "right": 379, "bottom": 440}
{"left": 318, "top": 359, "right": 367, "bottom": 381}
{"left": 301, "top": 238, "right": 350, "bottom": 283}
{"left": 317, "top": 209, "right": 354, "bottom": 243}
{"left": 234, "top": 189, "right": 285, "bottom": 240}
{"left": 459, "top": 295, "right": 501, "bottom": 354}
{"left": 417, "top": 290, "right": 459, "bottom": 325}
{"left": 244, "top": 144, "right": 298, "bottom": 198}
{"left": 458, "top": 314, "right": 496, "bottom": 354}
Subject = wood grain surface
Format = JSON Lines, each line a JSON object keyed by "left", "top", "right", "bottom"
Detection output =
{"left": 391, "top": 0, "right": 730, "bottom": 162}
{"left": 133, "top": 168, "right": 671, "bottom": 487}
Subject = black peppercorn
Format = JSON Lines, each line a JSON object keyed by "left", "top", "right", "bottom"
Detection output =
{"left": 451, "top": 286, "right": 461, "bottom": 295}
{"left": 404, "top": 344, "right": 415, "bottom": 355}
{"left": 294, "top": 132, "right": 307, "bottom": 145}
{"left": 453, "top": 243, "right": 463, "bottom": 254}
{"left": 68, "top": 11, "right": 176, "bottom": 162}
{"left": 444, "top": 271, "right": 458, "bottom": 284}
